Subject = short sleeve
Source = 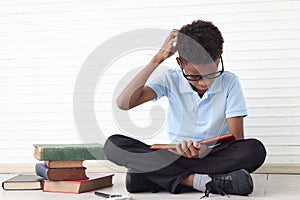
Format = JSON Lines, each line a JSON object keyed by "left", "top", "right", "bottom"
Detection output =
{"left": 146, "top": 70, "right": 171, "bottom": 102}
{"left": 225, "top": 75, "right": 248, "bottom": 118}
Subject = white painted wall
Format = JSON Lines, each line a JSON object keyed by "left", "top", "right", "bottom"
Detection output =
{"left": 0, "top": 0, "right": 300, "bottom": 163}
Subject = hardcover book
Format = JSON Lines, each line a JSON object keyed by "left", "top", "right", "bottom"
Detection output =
{"left": 2, "top": 174, "right": 43, "bottom": 190}
{"left": 35, "top": 163, "right": 88, "bottom": 181}
{"left": 150, "top": 133, "right": 236, "bottom": 150}
{"left": 33, "top": 143, "right": 105, "bottom": 161}
{"left": 45, "top": 160, "right": 84, "bottom": 169}
{"left": 43, "top": 174, "right": 114, "bottom": 194}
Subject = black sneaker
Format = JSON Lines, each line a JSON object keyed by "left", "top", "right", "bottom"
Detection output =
{"left": 202, "top": 169, "right": 253, "bottom": 198}
{"left": 125, "top": 170, "right": 161, "bottom": 193}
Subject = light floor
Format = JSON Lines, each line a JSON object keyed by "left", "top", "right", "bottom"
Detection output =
{"left": 1, "top": 173, "right": 299, "bottom": 200}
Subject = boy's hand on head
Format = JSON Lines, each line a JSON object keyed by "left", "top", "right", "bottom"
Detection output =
{"left": 168, "top": 140, "right": 208, "bottom": 158}
{"left": 155, "top": 29, "right": 179, "bottom": 62}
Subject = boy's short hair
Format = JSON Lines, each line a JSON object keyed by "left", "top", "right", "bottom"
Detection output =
{"left": 177, "top": 20, "right": 224, "bottom": 64}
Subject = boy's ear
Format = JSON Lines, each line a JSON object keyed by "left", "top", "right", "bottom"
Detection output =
{"left": 214, "top": 58, "right": 220, "bottom": 66}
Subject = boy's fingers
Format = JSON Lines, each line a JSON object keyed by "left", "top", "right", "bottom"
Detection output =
{"left": 181, "top": 140, "right": 188, "bottom": 152}
{"left": 176, "top": 143, "right": 184, "bottom": 155}
{"left": 169, "top": 29, "right": 179, "bottom": 38}
{"left": 188, "top": 140, "right": 199, "bottom": 157}
{"left": 181, "top": 141, "right": 192, "bottom": 158}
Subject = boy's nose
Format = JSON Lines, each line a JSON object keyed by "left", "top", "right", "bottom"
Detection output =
{"left": 197, "top": 79, "right": 207, "bottom": 85}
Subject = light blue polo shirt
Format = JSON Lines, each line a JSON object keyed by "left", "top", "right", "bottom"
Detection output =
{"left": 146, "top": 68, "right": 247, "bottom": 143}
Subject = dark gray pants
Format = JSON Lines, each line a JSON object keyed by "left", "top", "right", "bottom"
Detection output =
{"left": 104, "top": 134, "right": 266, "bottom": 194}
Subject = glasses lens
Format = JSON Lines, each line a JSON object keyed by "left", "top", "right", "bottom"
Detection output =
{"left": 185, "top": 71, "right": 222, "bottom": 81}
{"left": 205, "top": 71, "right": 222, "bottom": 79}
{"left": 185, "top": 75, "right": 202, "bottom": 81}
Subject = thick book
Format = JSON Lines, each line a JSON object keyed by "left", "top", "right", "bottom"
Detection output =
{"left": 43, "top": 174, "right": 114, "bottom": 194}
{"left": 150, "top": 133, "right": 235, "bottom": 150}
{"left": 33, "top": 143, "right": 105, "bottom": 161}
{"left": 45, "top": 160, "right": 84, "bottom": 169}
{"left": 2, "top": 174, "right": 43, "bottom": 190}
{"left": 35, "top": 163, "right": 88, "bottom": 181}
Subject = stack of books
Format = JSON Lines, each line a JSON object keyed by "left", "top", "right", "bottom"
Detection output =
{"left": 35, "top": 160, "right": 88, "bottom": 181}
{"left": 32, "top": 143, "right": 113, "bottom": 194}
{"left": 2, "top": 143, "right": 113, "bottom": 193}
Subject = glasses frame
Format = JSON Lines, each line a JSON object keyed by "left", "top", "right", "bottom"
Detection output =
{"left": 179, "top": 56, "right": 224, "bottom": 81}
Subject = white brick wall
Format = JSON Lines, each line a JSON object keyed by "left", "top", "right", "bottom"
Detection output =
{"left": 0, "top": 0, "right": 300, "bottom": 163}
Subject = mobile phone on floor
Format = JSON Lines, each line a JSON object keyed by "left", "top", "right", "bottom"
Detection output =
{"left": 94, "top": 191, "right": 132, "bottom": 200}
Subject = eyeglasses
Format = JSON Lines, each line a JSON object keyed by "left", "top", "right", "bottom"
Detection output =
{"left": 180, "top": 56, "right": 224, "bottom": 81}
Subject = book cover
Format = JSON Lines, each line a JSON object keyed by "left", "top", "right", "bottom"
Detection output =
{"left": 35, "top": 163, "right": 88, "bottom": 181}
{"left": 2, "top": 174, "right": 43, "bottom": 190}
{"left": 33, "top": 143, "right": 105, "bottom": 161}
{"left": 150, "top": 133, "right": 236, "bottom": 150}
{"left": 45, "top": 160, "right": 84, "bottom": 169}
{"left": 43, "top": 174, "right": 114, "bottom": 194}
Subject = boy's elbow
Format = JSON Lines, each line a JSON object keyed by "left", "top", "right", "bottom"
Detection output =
{"left": 117, "top": 104, "right": 130, "bottom": 111}
{"left": 116, "top": 97, "right": 130, "bottom": 110}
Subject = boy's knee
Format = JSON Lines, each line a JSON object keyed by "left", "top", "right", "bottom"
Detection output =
{"left": 105, "top": 134, "right": 124, "bottom": 144}
{"left": 247, "top": 139, "right": 266, "bottom": 161}
{"left": 103, "top": 134, "right": 124, "bottom": 161}
{"left": 241, "top": 138, "right": 267, "bottom": 172}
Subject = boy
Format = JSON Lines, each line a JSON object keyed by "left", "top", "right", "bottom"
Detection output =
{"left": 104, "top": 20, "right": 266, "bottom": 197}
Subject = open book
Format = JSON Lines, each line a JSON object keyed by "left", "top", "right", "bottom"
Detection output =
{"left": 150, "top": 133, "right": 235, "bottom": 150}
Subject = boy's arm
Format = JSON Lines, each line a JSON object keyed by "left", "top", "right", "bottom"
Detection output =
{"left": 227, "top": 116, "right": 244, "bottom": 140}
{"left": 208, "top": 116, "right": 244, "bottom": 154}
{"left": 117, "top": 29, "right": 179, "bottom": 110}
{"left": 116, "top": 57, "right": 161, "bottom": 110}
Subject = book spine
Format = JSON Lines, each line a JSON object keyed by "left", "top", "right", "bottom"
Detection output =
{"left": 44, "top": 160, "right": 84, "bottom": 168}
{"left": 36, "top": 146, "right": 105, "bottom": 161}
{"left": 35, "top": 163, "right": 49, "bottom": 180}
{"left": 42, "top": 184, "right": 113, "bottom": 194}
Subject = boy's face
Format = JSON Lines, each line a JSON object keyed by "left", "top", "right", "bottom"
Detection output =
{"left": 177, "top": 58, "right": 221, "bottom": 92}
